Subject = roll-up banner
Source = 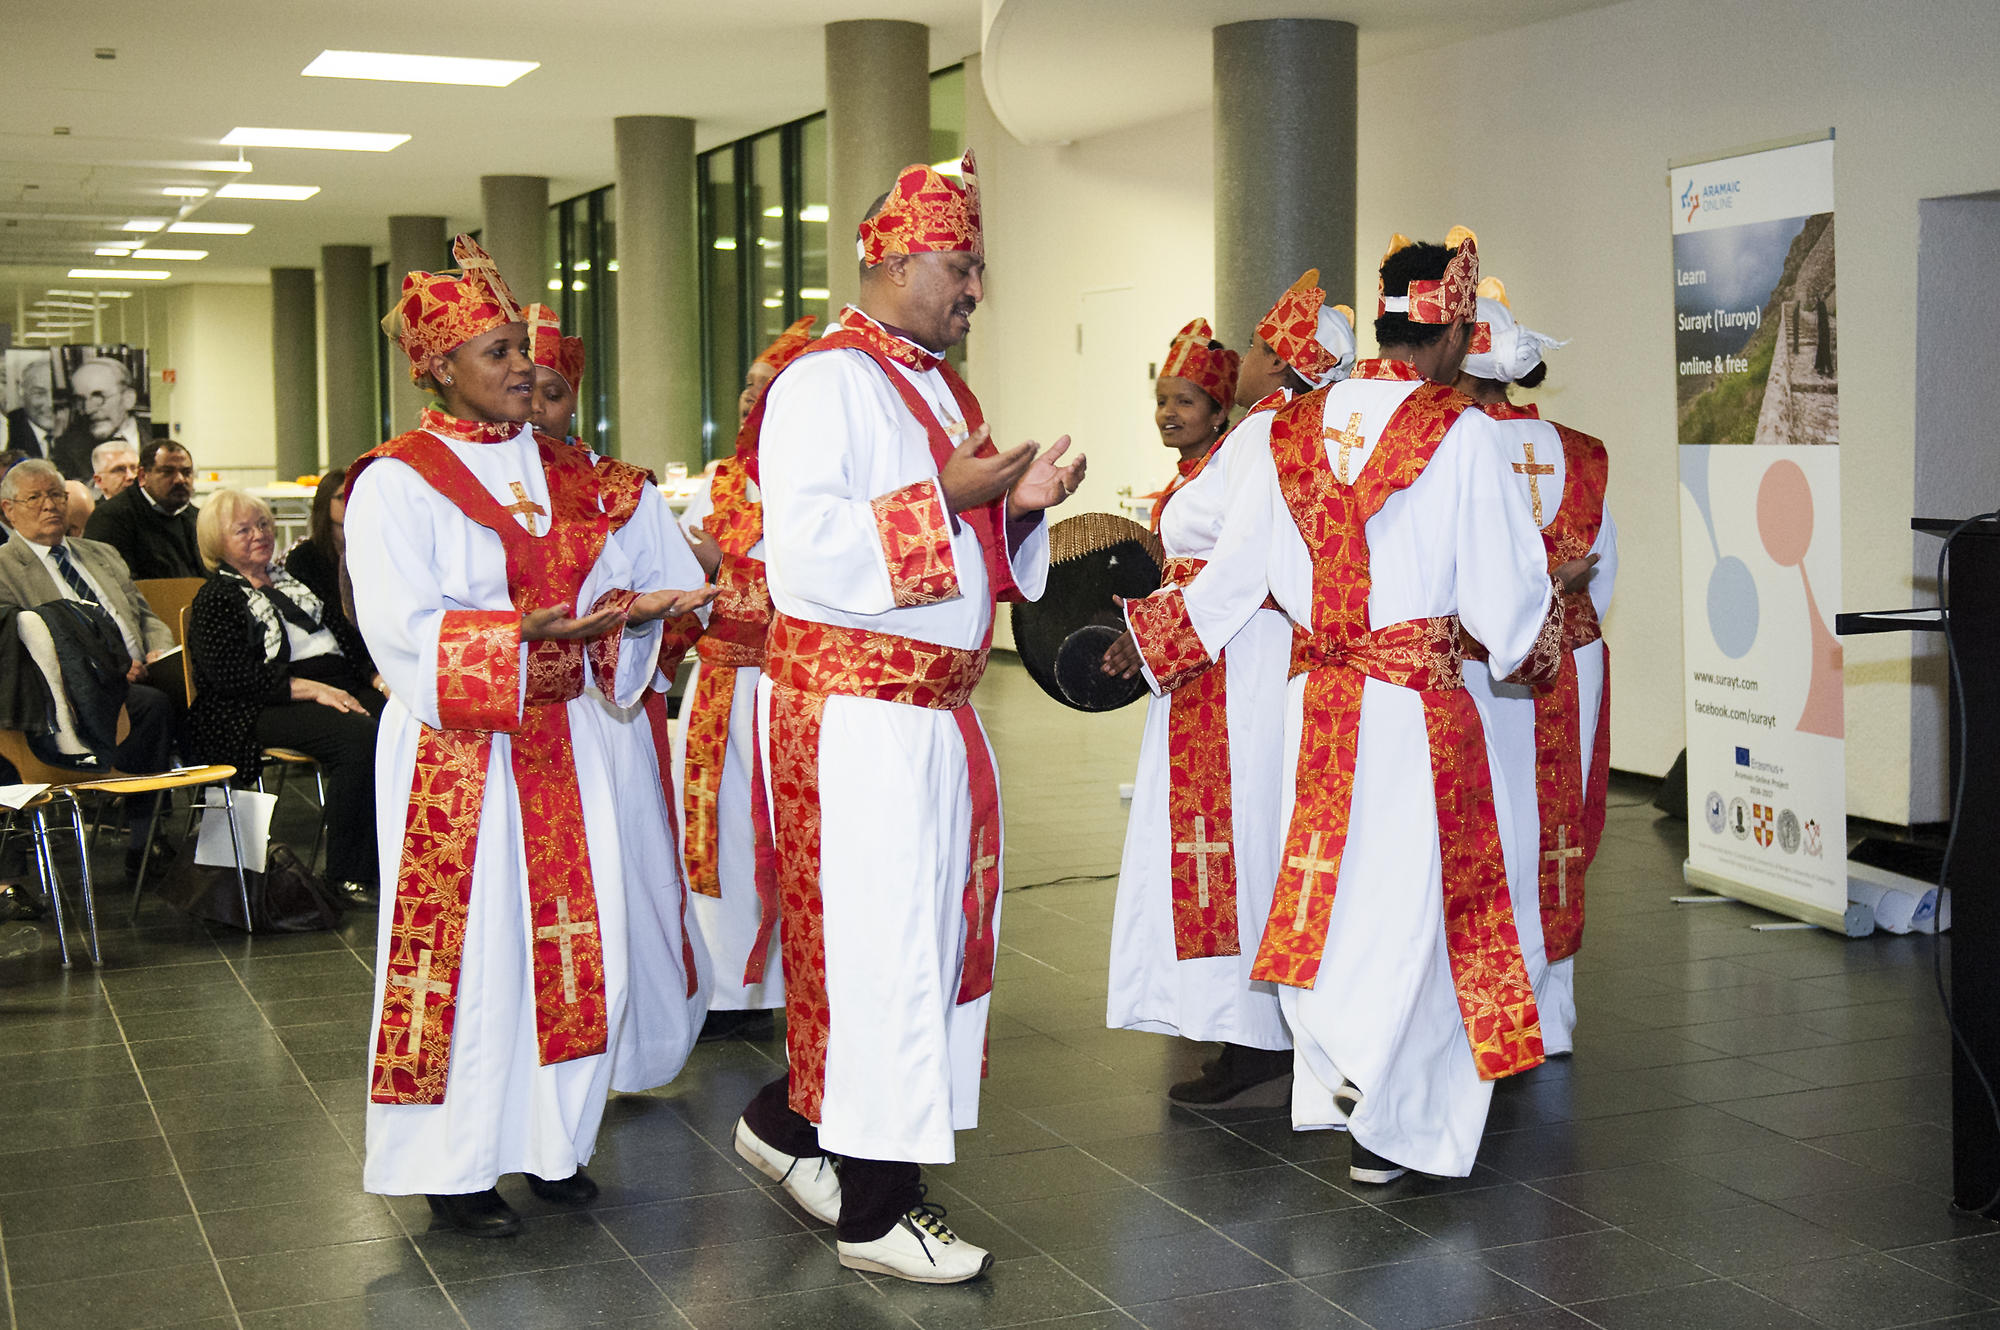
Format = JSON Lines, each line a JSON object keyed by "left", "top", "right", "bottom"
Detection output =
{"left": 1673, "top": 134, "right": 1847, "bottom": 929}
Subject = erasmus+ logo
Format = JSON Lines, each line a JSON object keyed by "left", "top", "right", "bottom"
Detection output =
{"left": 1681, "top": 176, "right": 1740, "bottom": 222}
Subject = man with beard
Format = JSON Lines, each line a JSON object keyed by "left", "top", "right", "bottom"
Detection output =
{"left": 53, "top": 357, "right": 145, "bottom": 483}
{"left": 84, "top": 439, "right": 203, "bottom": 579}
{"left": 729, "top": 152, "right": 1085, "bottom": 1284}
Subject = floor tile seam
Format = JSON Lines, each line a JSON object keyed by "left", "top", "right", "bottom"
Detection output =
{"left": 587, "top": 1185, "right": 811, "bottom": 1329}
{"left": 0, "top": 1203, "right": 16, "bottom": 1330}
{"left": 97, "top": 980, "right": 248, "bottom": 1330}
{"left": 1843, "top": 1245, "right": 2000, "bottom": 1301}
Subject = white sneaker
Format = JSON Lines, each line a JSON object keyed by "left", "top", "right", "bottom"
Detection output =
{"left": 733, "top": 1117, "right": 842, "bottom": 1224}
{"left": 838, "top": 1205, "right": 993, "bottom": 1284}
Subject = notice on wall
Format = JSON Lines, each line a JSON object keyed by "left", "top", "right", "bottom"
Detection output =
{"left": 1673, "top": 135, "right": 1847, "bottom": 928}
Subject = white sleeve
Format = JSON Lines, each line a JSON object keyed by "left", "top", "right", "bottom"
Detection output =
{"left": 1588, "top": 504, "right": 1618, "bottom": 622}
{"left": 1451, "top": 412, "right": 1557, "bottom": 680}
{"left": 1181, "top": 422, "right": 1284, "bottom": 663}
{"left": 346, "top": 459, "right": 477, "bottom": 730}
{"left": 680, "top": 475, "right": 716, "bottom": 535}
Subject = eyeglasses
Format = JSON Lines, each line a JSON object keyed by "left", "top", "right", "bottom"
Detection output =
{"left": 229, "top": 521, "right": 274, "bottom": 539}
{"left": 78, "top": 389, "right": 129, "bottom": 411}
{"left": 6, "top": 491, "right": 68, "bottom": 509}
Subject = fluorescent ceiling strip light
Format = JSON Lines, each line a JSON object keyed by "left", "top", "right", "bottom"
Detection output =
{"left": 216, "top": 183, "right": 320, "bottom": 200}
{"left": 188, "top": 160, "right": 254, "bottom": 173}
{"left": 50, "top": 288, "right": 131, "bottom": 298}
{"left": 168, "top": 221, "right": 253, "bottom": 235}
{"left": 222, "top": 126, "right": 409, "bottom": 152}
{"left": 134, "top": 248, "right": 207, "bottom": 261}
{"left": 162, "top": 187, "right": 210, "bottom": 198}
{"left": 69, "top": 268, "right": 170, "bottom": 280}
{"left": 95, "top": 247, "right": 134, "bottom": 256}
{"left": 121, "top": 219, "right": 168, "bottom": 232}
{"left": 302, "top": 50, "right": 538, "bottom": 87}
{"left": 799, "top": 205, "right": 829, "bottom": 223}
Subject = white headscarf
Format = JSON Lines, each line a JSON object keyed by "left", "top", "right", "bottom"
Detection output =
{"left": 1300, "top": 303, "right": 1358, "bottom": 388}
{"left": 1462, "top": 294, "right": 1566, "bottom": 384}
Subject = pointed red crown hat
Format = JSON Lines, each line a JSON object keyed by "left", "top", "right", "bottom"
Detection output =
{"left": 1377, "top": 227, "right": 1489, "bottom": 352}
{"left": 382, "top": 233, "right": 526, "bottom": 384}
{"left": 754, "top": 315, "right": 819, "bottom": 373}
{"left": 857, "top": 151, "right": 982, "bottom": 266}
{"left": 1159, "top": 318, "right": 1240, "bottom": 409}
{"left": 524, "top": 303, "right": 585, "bottom": 393}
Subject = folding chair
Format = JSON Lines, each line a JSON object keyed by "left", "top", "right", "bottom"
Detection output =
{"left": 0, "top": 726, "right": 241, "bottom": 966}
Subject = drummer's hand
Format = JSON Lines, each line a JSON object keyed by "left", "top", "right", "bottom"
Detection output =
{"left": 522, "top": 605, "right": 625, "bottom": 641}
{"left": 1554, "top": 553, "right": 1599, "bottom": 595}
{"left": 627, "top": 586, "right": 721, "bottom": 625}
{"left": 1100, "top": 594, "right": 1144, "bottom": 679}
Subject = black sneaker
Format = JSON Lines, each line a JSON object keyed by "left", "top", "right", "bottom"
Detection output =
{"left": 1167, "top": 1043, "right": 1292, "bottom": 1106}
{"left": 1348, "top": 1139, "right": 1408, "bottom": 1185}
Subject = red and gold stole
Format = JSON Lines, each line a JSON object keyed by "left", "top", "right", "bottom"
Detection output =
{"left": 1128, "top": 398, "right": 1287, "bottom": 961}
{"left": 765, "top": 614, "right": 1000, "bottom": 1122}
{"left": 1249, "top": 369, "right": 1545, "bottom": 1081}
{"left": 356, "top": 417, "right": 621, "bottom": 1105}
{"left": 680, "top": 456, "right": 784, "bottom": 986}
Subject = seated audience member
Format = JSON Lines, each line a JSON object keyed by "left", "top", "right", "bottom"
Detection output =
{"left": 64, "top": 481, "right": 94, "bottom": 538}
{"left": 282, "top": 469, "right": 371, "bottom": 672}
{"left": 85, "top": 440, "right": 203, "bottom": 579}
{"left": 90, "top": 441, "right": 140, "bottom": 499}
{"left": 186, "top": 489, "right": 384, "bottom": 907}
{"left": 0, "top": 459, "right": 182, "bottom": 879}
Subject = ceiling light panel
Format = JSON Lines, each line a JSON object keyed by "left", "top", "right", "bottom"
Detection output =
{"left": 121, "top": 219, "right": 168, "bottom": 232}
{"left": 302, "top": 50, "right": 538, "bottom": 87}
{"left": 222, "top": 127, "right": 409, "bottom": 152}
{"left": 133, "top": 248, "right": 207, "bottom": 260}
{"left": 162, "top": 187, "right": 210, "bottom": 197}
{"left": 168, "top": 221, "right": 253, "bottom": 235}
{"left": 215, "top": 183, "right": 320, "bottom": 201}
{"left": 187, "top": 160, "right": 254, "bottom": 173}
{"left": 70, "top": 269, "right": 170, "bottom": 280}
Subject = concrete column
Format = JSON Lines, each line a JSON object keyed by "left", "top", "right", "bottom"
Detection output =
{"left": 614, "top": 116, "right": 700, "bottom": 473}
{"left": 387, "top": 214, "right": 448, "bottom": 432}
{"left": 320, "top": 244, "right": 376, "bottom": 463}
{"left": 269, "top": 267, "right": 319, "bottom": 478}
{"left": 1213, "top": 19, "right": 1357, "bottom": 354}
{"left": 480, "top": 175, "right": 550, "bottom": 302}
{"left": 824, "top": 20, "right": 931, "bottom": 314}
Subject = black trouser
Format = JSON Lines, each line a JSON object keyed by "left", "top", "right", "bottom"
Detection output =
{"left": 254, "top": 676, "right": 386, "bottom": 885}
{"left": 115, "top": 682, "right": 181, "bottom": 837}
{"left": 744, "top": 1074, "right": 921, "bottom": 1243}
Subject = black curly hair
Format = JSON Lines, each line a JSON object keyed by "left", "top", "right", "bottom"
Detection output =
{"left": 1373, "top": 240, "right": 1457, "bottom": 350}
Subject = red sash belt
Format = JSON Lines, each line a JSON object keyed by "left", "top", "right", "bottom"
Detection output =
{"left": 1155, "top": 556, "right": 1243, "bottom": 961}
{"left": 764, "top": 612, "right": 998, "bottom": 1122}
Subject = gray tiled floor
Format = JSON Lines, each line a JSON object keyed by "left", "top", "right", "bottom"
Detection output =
{"left": 0, "top": 657, "right": 1994, "bottom": 1329}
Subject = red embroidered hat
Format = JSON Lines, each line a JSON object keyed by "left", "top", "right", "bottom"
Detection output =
{"left": 381, "top": 234, "right": 526, "bottom": 384}
{"left": 524, "top": 303, "right": 585, "bottom": 393}
{"left": 857, "top": 150, "right": 982, "bottom": 266}
{"left": 753, "top": 315, "right": 819, "bottom": 373}
{"left": 1378, "top": 227, "right": 1489, "bottom": 352}
{"left": 1159, "top": 318, "right": 1240, "bottom": 409}
{"left": 1257, "top": 270, "right": 1349, "bottom": 384}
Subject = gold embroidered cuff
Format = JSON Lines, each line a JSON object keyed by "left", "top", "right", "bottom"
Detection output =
{"left": 436, "top": 610, "right": 522, "bottom": 732}
{"left": 1127, "top": 589, "right": 1213, "bottom": 694}
{"left": 872, "top": 479, "right": 959, "bottom": 607}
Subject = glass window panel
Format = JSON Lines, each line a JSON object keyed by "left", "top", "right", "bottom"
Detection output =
{"left": 701, "top": 148, "right": 742, "bottom": 460}
{"left": 799, "top": 115, "right": 830, "bottom": 332}
{"left": 749, "top": 130, "right": 789, "bottom": 349}
{"left": 594, "top": 190, "right": 618, "bottom": 457}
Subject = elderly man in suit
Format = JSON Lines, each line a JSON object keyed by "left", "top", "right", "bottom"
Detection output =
{"left": 0, "top": 459, "right": 181, "bottom": 880}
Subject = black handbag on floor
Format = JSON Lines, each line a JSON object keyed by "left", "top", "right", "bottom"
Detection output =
{"left": 160, "top": 841, "right": 346, "bottom": 933}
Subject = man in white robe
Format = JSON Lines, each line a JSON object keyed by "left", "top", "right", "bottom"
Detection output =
{"left": 729, "top": 152, "right": 1084, "bottom": 1285}
{"left": 349, "top": 237, "right": 713, "bottom": 1236}
{"left": 1117, "top": 233, "right": 1571, "bottom": 1185}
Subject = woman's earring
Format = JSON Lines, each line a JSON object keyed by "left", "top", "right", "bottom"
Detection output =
{"left": 442, "top": 375, "right": 453, "bottom": 385}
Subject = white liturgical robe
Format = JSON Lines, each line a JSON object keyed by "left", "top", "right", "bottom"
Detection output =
{"left": 1175, "top": 372, "right": 1553, "bottom": 1177}
{"left": 756, "top": 326, "right": 1048, "bottom": 1165}
{"left": 1107, "top": 409, "right": 1292, "bottom": 1050}
{"left": 349, "top": 423, "right": 706, "bottom": 1195}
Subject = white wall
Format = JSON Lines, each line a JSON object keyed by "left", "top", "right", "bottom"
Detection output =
{"left": 152, "top": 283, "right": 277, "bottom": 479}
{"left": 971, "top": 0, "right": 2000, "bottom": 824}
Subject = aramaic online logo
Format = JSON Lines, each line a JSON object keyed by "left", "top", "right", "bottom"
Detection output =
{"left": 1682, "top": 178, "right": 1700, "bottom": 222}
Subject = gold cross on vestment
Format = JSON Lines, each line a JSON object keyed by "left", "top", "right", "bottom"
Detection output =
{"left": 389, "top": 948, "right": 454, "bottom": 1056}
{"left": 1175, "top": 815, "right": 1231, "bottom": 909}
{"left": 1288, "top": 831, "right": 1339, "bottom": 931}
{"left": 968, "top": 829, "right": 997, "bottom": 938}
{"left": 1513, "top": 437, "right": 1556, "bottom": 526}
{"left": 503, "top": 481, "right": 547, "bottom": 534}
{"left": 944, "top": 418, "right": 969, "bottom": 445}
{"left": 1544, "top": 824, "right": 1584, "bottom": 907}
{"left": 1326, "top": 413, "right": 1367, "bottom": 484}
{"left": 536, "top": 898, "right": 599, "bottom": 1003}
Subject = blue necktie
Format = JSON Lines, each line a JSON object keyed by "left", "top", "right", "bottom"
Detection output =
{"left": 49, "top": 545, "right": 99, "bottom": 605}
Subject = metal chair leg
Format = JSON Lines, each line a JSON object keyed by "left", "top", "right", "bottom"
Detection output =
{"left": 309, "top": 766, "right": 328, "bottom": 875}
{"left": 66, "top": 797, "right": 101, "bottom": 966}
{"left": 30, "top": 808, "right": 70, "bottom": 968}
{"left": 219, "top": 785, "right": 252, "bottom": 933}
{"left": 128, "top": 789, "right": 169, "bottom": 922}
